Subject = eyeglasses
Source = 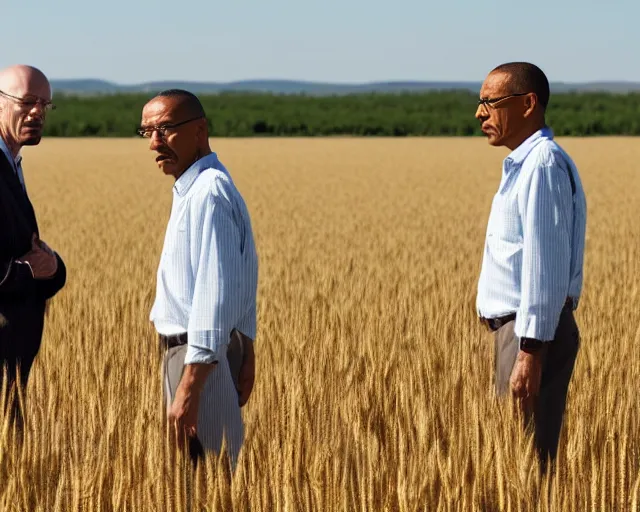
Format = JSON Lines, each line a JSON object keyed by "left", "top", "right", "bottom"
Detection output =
{"left": 477, "top": 92, "right": 529, "bottom": 108}
{"left": 0, "top": 90, "right": 56, "bottom": 112}
{"left": 137, "top": 116, "right": 204, "bottom": 138}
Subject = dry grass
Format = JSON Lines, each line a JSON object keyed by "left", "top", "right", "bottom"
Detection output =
{"left": 0, "top": 137, "right": 638, "bottom": 511}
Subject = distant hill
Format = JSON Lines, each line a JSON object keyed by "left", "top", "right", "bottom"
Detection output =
{"left": 49, "top": 79, "right": 640, "bottom": 96}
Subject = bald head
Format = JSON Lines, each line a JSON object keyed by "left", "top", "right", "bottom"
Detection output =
{"left": 0, "top": 65, "right": 53, "bottom": 155}
{"left": 0, "top": 65, "right": 51, "bottom": 100}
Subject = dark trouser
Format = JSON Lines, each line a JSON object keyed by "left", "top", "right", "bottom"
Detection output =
{"left": 0, "top": 345, "right": 39, "bottom": 434}
{"left": 0, "top": 298, "right": 47, "bottom": 434}
{"left": 494, "top": 306, "right": 580, "bottom": 466}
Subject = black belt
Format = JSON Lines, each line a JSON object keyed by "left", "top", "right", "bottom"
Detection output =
{"left": 159, "top": 332, "right": 188, "bottom": 349}
{"left": 479, "top": 313, "right": 516, "bottom": 332}
{"left": 480, "top": 297, "right": 574, "bottom": 332}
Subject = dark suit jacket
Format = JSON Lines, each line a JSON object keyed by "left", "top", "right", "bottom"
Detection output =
{"left": 0, "top": 149, "right": 66, "bottom": 376}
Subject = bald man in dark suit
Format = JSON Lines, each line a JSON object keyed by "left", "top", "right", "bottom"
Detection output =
{"left": 0, "top": 64, "right": 66, "bottom": 429}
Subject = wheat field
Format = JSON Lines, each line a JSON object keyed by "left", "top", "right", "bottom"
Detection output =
{"left": 0, "top": 137, "right": 638, "bottom": 511}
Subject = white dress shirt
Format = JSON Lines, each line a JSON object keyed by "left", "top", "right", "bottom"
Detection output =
{"left": 476, "top": 127, "right": 587, "bottom": 341}
{"left": 150, "top": 152, "right": 258, "bottom": 365}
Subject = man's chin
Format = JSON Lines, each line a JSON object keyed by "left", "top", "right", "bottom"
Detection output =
{"left": 486, "top": 134, "right": 504, "bottom": 147}
{"left": 21, "top": 136, "right": 42, "bottom": 146}
{"left": 158, "top": 160, "right": 178, "bottom": 176}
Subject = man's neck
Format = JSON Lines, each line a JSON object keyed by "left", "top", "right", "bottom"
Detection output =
{"left": 172, "top": 147, "right": 213, "bottom": 182}
{"left": 200, "top": 147, "right": 212, "bottom": 160}
{"left": 505, "top": 121, "right": 546, "bottom": 151}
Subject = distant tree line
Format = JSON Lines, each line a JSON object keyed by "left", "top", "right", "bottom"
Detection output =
{"left": 43, "top": 91, "right": 640, "bottom": 137}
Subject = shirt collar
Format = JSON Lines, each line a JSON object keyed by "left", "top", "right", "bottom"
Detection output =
{"left": 505, "top": 126, "right": 553, "bottom": 167}
{"left": 173, "top": 152, "right": 222, "bottom": 196}
{"left": 0, "top": 136, "right": 20, "bottom": 171}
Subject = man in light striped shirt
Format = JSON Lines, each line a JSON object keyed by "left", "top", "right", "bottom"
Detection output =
{"left": 475, "top": 62, "right": 587, "bottom": 469}
{"left": 140, "top": 89, "right": 258, "bottom": 467}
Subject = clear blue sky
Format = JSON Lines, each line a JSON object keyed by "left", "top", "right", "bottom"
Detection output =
{"left": 2, "top": 0, "right": 638, "bottom": 84}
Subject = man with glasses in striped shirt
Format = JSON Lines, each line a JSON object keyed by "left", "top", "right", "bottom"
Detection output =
{"left": 140, "top": 89, "right": 258, "bottom": 468}
{"left": 475, "top": 62, "right": 587, "bottom": 471}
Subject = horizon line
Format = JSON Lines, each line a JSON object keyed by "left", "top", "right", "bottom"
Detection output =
{"left": 48, "top": 77, "right": 640, "bottom": 86}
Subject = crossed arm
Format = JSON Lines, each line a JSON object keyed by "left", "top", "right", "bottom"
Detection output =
{"left": 0, "top": 234, "right": 66, "bottom": 299}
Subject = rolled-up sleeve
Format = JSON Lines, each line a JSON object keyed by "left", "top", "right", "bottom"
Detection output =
{"left": 184, "top": 345, "right": 218, "bottom": 365}
{"left": 515, "top": 162, "right": 574, "bottom": 341}
{"left": 184, "top": 184, "right": 243, "bottom": 364}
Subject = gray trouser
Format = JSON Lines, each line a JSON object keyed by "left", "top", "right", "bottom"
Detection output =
{"left": 163, "top": 344, "right": 244, "bottom": 468}
{"left": 494, "top": 307, "right": 580, "bottom": 464}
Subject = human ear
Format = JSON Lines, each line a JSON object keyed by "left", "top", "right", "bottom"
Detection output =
{"left": 523, "top": 93, "right": 537, "bottom": 118}
{"left": 196, "top": 119, "right": 208, "bottom": 143}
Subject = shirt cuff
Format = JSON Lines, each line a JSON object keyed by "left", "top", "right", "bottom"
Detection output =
{"left": 184, "top": 344, "right": 218, "bottom": 365}
{"left": 187, "top": 329, "right": 229, "bottom": 356}
{"left": 514, "top": 313, "right": 556, "bottom": 342}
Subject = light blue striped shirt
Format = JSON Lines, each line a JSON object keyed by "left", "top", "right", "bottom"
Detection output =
{"left": 150, "top": 152, "right": 258, "bottom": 365}
{"left": 476, "top": 127, "right": 586, "bottom": 341}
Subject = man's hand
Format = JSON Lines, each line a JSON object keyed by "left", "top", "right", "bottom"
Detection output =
{"left": 167, "top": 363, "right": 214, "bottom": 449}
{"left": 18, "top": 234, "right": 58, "bottom": 279}
{"left": 509, "top": 346, "right": 547, "bottom": 419}
{"left": 237, "top": 340, "right": 255, "bottom": 407}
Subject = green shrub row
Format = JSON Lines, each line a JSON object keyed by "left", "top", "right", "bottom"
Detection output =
{"left": 43, "top": 91, "right": 640, "bottom": 137}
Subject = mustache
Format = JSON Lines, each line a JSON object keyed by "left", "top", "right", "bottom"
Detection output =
{"left": 156, "top": 147, "right": 175, "bottom": 158}
{"left": 23, "top": 120, "right": 44, "bottom": 128}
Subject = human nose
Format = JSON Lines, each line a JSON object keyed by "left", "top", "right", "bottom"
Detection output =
{"left": 475, "top": 103, "right": 488, "bottom": 121}
{"left": 149, "top": 130, "right": 164, "bottom": 150}
{"left": 28, "top": 102, "right": 46, "bottom": 117}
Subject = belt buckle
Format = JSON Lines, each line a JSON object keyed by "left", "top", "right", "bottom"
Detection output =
{"left": 159, "top": 332, "right": 187, "bottom": 350}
